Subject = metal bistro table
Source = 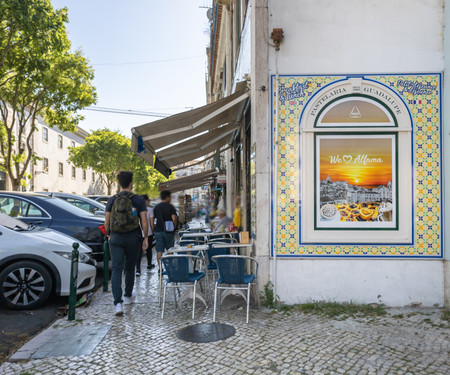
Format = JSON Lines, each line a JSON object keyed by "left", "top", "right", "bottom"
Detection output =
{"left": 166, "top": 245, "right": 210, "bottom": 309}
{"left": 211, "top": 242, "right": 254, "bottom": 304}
{"left": 181, "top": 232, "right": 238, "bottom": 239}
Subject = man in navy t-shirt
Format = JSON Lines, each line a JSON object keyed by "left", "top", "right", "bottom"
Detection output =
{"left": 151, "top": 190, "right": 177, "bottom": 267}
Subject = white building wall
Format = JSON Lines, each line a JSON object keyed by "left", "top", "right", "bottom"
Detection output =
{"left": 29, "top": 121, "right": 104, "bottom": 195}
{"left": 266, "top": 0, "right": 446, "bottom": 306}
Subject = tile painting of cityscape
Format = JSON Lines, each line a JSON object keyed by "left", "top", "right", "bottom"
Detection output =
{"left": 316, "top": 135, "right": 396, "bottom": 229}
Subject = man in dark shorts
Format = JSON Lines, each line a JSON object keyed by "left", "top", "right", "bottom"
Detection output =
{"left": 151, "top": 190, "right": 177, "bottom": 267}
{"left": 104, "top": 171, "right": 148, "bottom": 316}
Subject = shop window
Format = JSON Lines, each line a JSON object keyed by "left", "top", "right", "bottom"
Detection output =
{"left": 300, "top": 78, "right": 412, "bottom": 244}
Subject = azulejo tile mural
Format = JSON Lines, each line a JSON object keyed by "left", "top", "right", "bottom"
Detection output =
{"left": 271, "top": 74, "right": 442, "bottom": 258}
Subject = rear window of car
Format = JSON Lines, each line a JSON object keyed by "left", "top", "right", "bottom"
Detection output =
{"left": 44, "top": 197, "right": 97, "bottom": 217}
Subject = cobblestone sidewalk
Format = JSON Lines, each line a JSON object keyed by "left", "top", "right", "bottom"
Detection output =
{"left": 1, "top": 257, "right": 449, "bottom": 375}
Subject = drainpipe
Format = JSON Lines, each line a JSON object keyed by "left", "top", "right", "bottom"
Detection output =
{"left": 273, "top": 51, "right": 280, "bottom": 302}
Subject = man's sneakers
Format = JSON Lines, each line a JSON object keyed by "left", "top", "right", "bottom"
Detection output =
{"left": 147, "top": 264, "right": 156, "bottom": 271}
{"left": 123, "top": 292, "right": 136, "bottom": 305}
{"left": 115, "top": 303, "right": 124, "bottom": 316}
{"left": 135, "top": 270, "right": 141, "bottom": 277}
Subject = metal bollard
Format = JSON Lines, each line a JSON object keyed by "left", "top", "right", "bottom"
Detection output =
{"left": 68, "top": 242, "right": 79, "bottom": 321}
{"left": 103, "top": 238, "right": 109, "bottom": 292}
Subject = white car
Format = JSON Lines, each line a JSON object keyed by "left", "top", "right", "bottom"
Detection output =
{"left": 0, "top": 213, "right": 96, "bottom": 310}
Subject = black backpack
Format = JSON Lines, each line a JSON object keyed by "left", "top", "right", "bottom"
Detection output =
{"left": 110, "top": 193, "right": 140, "bottom": 233}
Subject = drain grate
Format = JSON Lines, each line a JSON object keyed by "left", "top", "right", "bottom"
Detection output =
{"left": 177, "top": 323, "right": 235, "bottom": 343}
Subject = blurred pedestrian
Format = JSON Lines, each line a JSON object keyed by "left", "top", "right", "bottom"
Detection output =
{"left": 213, "top": 209, "right": 233, "bottom": 233}
{"left": 104, "top": 171, "right": 148, "bottom": 316}
{"left": 135, "top": 194, "right": 155, "bottom": 276}
{"left": 233, "top": 195, "right": 242, "bottom": 231}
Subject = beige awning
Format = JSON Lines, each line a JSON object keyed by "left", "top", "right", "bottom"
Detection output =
{"left": 131, "top": 83, "right": 248, "bottom": 177}
{"left": 158, "top": 169, "right": 219, "bottom": 193}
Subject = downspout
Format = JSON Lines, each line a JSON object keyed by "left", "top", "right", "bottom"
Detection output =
{"left": 273, "top": 50, "right": 280, "bottom": 301}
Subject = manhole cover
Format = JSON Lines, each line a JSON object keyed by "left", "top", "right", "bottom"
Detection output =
{"left": 177, "top": 323, "right": 235, "bottom": 343}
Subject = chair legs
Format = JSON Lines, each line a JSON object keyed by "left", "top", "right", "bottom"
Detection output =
{"left": 161, "top": 282, "right": 167, "bottom": 319}
{"left": 158, "top": 268, "right": 163, "bottom": 306}
{"left": 192, "top": 280, "right": 197, "bottom": 320}
{"left": 213, "top": 281, "right": 218, "bottom": 322}
{"left": 246, "top": 283, "right": 251, "bottom": 324}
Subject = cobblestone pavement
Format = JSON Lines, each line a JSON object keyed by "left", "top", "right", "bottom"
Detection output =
{"left": 1, "top": 256, "right": 449, "bottom": 375}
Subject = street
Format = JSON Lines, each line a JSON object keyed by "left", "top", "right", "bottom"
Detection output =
{"left": 1, "top": 258, "right": 449, "bottom": 374}
{"left": 0, "top": 272, "right": 103, "bottom": 363}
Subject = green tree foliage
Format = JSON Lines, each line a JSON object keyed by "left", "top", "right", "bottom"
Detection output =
{"left": 69, "top": 129, "right": 170, "bottom": 196}
{"left": 0, "top": 0, "right": 97, "bottom": 190}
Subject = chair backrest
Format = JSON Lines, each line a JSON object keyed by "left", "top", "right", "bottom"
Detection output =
{"left": 209, "top": 233, "right": 231, "bottom": 240}
{"left": 209, "top": 237, "right": 237, "bottom": 244}
{"left": 161, "top": 256, "right": 190, "bottom": 283}
{"left": 179, "top": 239, "right": 205, "bottom": 246}
{"left": 207, "top": 244, "right": 230, "bottom": 264}
{"left": 213, "top": 256, "right": 246, "bottom": 284}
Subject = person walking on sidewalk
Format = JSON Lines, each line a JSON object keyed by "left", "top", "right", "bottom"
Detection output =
{"left": 151, "top": 190, "right": 177, "bottom": 267}
{"left": 135, "top": 194, "right": 155, "bottom": 276}
{"left": 104, "top": 171, "right": 148, "bottom": 316}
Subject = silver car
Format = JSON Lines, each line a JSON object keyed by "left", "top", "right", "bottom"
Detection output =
{"left": 0, "top": 213, "right": 96, "bottom": 310}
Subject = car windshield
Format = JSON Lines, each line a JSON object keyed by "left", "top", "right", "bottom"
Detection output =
{"left": 0, "top": 212, "right": 29, "bottom": 230}
{"left": 47, "top": 197, "right": 97, "bottom": 217}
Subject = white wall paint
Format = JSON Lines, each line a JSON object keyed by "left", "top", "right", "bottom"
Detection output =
{"left": 268, "top": 0, "right": 444, "bottom": 74}
{"left": 275, "top": 259, "right": 444, "bottom": 306}
{"left": 266, "top": 0, "right": 446, "bottom": 306}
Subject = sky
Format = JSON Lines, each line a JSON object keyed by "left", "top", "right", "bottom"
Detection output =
{"left": 51, "top": 0, "right": 211, "bottom": 137}
{"left": 319, "top": 137, "right": 393, "bottom": 187}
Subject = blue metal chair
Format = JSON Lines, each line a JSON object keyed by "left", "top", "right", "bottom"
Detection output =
{"left": 161, "top": 254, "right": 207, "bottom": 319}
{"left": 212, "top": 255, "right": 259, "bottom": 324}
{"left": 179, "top": 239, "right": 206, "bottom": 247}
{"left": 209, "top": 233, "right": 232, "bottom": 240}
{"left": 209, "top": 237, "right": 237, "bottom": 244}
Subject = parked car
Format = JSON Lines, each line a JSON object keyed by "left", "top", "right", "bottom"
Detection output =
{"left": 0, "top": 213, "right": 96, "bottom": 310}
{"left": 38, "top": 192, "right": 105, "bottom": 216}
{"left": 88, "top": 195, "right": 110, "bottom": 205}
{"left": 0, "top": 192, "right": 106, "bottom": 263}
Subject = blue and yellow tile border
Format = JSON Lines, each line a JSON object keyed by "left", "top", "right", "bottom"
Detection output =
{"left": 270, "top": 74, "right": 443, "bottom": 258}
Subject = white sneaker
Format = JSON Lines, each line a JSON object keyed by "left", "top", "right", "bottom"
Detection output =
{"left": 123, "top": 292, "right": 136, "bottom": 305}
{"left": 115, "top": 303, "right": 124, "bottom": 316}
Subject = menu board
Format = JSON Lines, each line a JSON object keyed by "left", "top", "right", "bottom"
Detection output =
{"left": 315, "top": 134, "right": 397, "bottom": 229}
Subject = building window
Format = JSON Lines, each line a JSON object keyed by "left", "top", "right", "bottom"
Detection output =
{"left": 58, "top": 135, "right": 63, "bottom": 148}
{"left": 58, "top": 162, "right": 63, "bottom": 176}
{"left": 299, "top": 78, "right": 412, "bottom": 244}
{"left": 43, "top": 158, "right": 49, "bottom": 173}
{"left": 71, "top": 141, "right": 75, "bottom": 148}
{"left": 43, "top": 127, "right": 49, "bottom": 142}
{"left": 82, "top": 170, "right": 86, "bottom": 181}
{"left": 92, "top": 172, "right": 95, "bottom": 183}
{"left": 72, "top": 166, "right": 76, "bottom": 179}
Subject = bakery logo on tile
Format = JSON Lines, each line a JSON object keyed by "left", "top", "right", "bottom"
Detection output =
{"left": 397, "top": 80, "right": 435, "bottom": 96}
{"left": 279, "top": 81, "right": 310, "bottom": 101}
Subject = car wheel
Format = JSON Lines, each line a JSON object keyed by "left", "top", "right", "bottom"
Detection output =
{"left": 0, "top": 261, "right": 53, "bottom": 310}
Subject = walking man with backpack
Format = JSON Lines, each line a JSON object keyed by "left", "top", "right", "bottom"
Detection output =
{"left": 151, "top": 190, "right": 178, "bottom": 267}
{"left": 104, "top": 171, "right": 148, "bottom": 316}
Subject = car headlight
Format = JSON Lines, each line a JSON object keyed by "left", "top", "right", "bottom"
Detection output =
{"left": 54, "top": 251, "right": 92, "bottom": 263}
